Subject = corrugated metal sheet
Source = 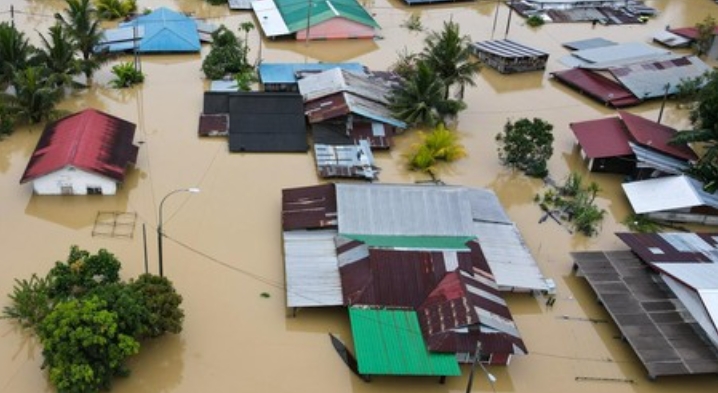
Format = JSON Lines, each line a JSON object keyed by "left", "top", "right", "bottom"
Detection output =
{"left": 562, "top": 37, "right": 617, "bottom": 51}
{"left": 622, "top": 175, "right": 718, "bottom": 214}
{"left": 465, "top": 188, "right": 511, "bottom": 224}
{"left": 298, "top": 68, "right": 392, "bottom": 104}
{"left": 619, "top": 111, "right": 697, "bottom": 161}
{"left": 655, "top": 263, "right": 718, "bottom": 290}
{"left": 610, "top": 56, "right": 712, "bottom": 100}
{"left": 228, "top": 0, "right": 253, "bottom": 10}
{"left": 472, "top": 222, "right": 549, "bottom": 291}
{"left": 348, "top": 307, "right": 461, "bottom": 376}
{"left": 305, "top": 92, "right": 405, "bottom": 128}
{"left": 471, "top": 39, "right": 548, "bottom": 58}
{"left": 283, "top": 229, "right": 343, "bottom": 307}
{"left": 572, "top": 250, "right": 718, "bottom": 378}
{"left": 20, "top": 109, "right": 138, "bottom": 184}
{"left": 561, "top": 42, "right": 671, "bottom": 69}
{"left": 335, "top": 183, "right": 475, "bottom": 236}
{"left": 616, "top": 232, "right": 718, "bottom": 264}
{"left": 670, "top": 26, "right": 718, "bottom": 40}
{"left": 570, "top": 117, "right": 632, "bottom": 159}
{"left": 630, "top": 142, "right": 689, "bottom": 175}
{"left": 259, "top": 62, "right": 364, "bottom": 84}
{"left": 282, "top": 184, "right": 337, "bottom": 231}
{"left": 653, "top": 30, "right": 691, "bottom": 48}
{"left": 120, "top": 7, "right": 201, "bottom": 53}
{"left": 314, "top": 140, "right": 378, "bottom": 180}
{"left": 659, "top": 272, "right": 718, "bottom": 349}
{"left": 252, "top": 0, "right": 290, "bottom": 37}
{"left": 311, "top": 121, "right": 395, "bottom": 149}
{"left": 209, "top": 80, "right": 238, "bottom": 92}
{"left": 341, "top": 234, "right": 475, "bottom": 250}
{"left": 276, "top": 0, "right": 379, "bottom": 32}
{"left": 551, "top": 68, "right": 641, "bottom": 107}
{"left": 198, "top": 114, "right": 229, "bottom": 137}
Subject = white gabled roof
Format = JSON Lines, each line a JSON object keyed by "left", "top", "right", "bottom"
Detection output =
{"left": 622, "top": 175, "right": 718, "bottom": 214}
{"left": 252, "top": 0, "right": 290, "bottom": 37}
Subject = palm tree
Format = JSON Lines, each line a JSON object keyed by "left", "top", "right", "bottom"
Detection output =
{"left": 421, "top": 20, "right": 481, "bottom": 99}
{"left": 55, "top": 0, "right": 107, "bottom": 82}
{"left": 95, "top": 0, "right": 137, "bottom": 20}
{"left": 0, "top": 22, "right": 35, "bottom": 87}
{"left": 387, "top": 61, "right": 465, "bottom": 128}
{"left": 9, "top": 67, "right": 63, "bottom": 124}
{"left": 37, "top": 24, "right": 83, "bottom": 88}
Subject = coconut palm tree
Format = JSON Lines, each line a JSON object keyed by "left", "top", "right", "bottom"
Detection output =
{"left": 55, "top": 0, "right": 107, "bottom": 83}
{"left": 0, "top": 22, "right": 35, "bottom": 87}
{"left": 37, "top": 24, "right": 83, "bottom": 88}
{"left": 9, "top": 67, "right": 63, "bottom": 124}
{"left": 421, "top": 20, "right": 481, "bottom": 99}
{"left": 387, "top": 61, "right": 465, "bottom": 128}
{"left": 95, "top": 0, "right": 137, "bottom": 20}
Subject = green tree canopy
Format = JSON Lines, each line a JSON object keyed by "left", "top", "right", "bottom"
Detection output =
{"left": 202, "top": 25, "right": 253, "bottom": 80}
{"left": 407, "top": 123, "right": 466, "bottom": 179}
{"left": 496, "top": 117, "right": 554, "bottom": 178}
{"left": 55, "top": 0, "right": 108, "bottom": 81}
{"left": 0, "top": 22, "right": 36, "bottom": 87}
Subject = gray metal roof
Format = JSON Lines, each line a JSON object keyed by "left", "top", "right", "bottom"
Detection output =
{"left": 560, "top": 42, "right": 672, "bottom": 69}
{"left": 610, "top": 56, "right": 712, "bottom": 99}
{"left": 314, "top": 140, "right": 377, "bottom": 180}
{"left": 562, "top": 37, "right": 617, "bottom": 51}
{"left": 335, "top": 184, "right": 474, "bottom": 236}
{"left": 655, "top": 263, "right": 718, "bottom": 290}
{"left": 653, "top": 30, "right": 692, "bottom": 48}
{"left": 343, "top": 93, "right": 406, "bottom": 129}
{"left": 228, "top": 0, "right": 253, "bottom": 9}
{"left": 283, "top": 229, "right": 343, "bottom": 307}
{"left": 471, "top": 39, "right": 548, "bottom": 59}
{"left": 298, "top": 67, "right": 392, "bottom": 104}
{"left": 623, "top": 175, "right": 718, "bottom": 214}
{"left": 630, "top": 142, "right": 689, "bottom": 175}
{"left": 465, "top": 188, "right": 512, "bottom": 224}
{"left": 473, "top": 222, "right": 548, "bottom": 291}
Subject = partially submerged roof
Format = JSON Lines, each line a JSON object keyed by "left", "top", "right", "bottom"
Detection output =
{"left": 259, "top": 62, "right": 365, "bottom": 84}
{"left": 282, "top": 184, "right": 337, "bottom": 231}
{"left": 314, "top": 140, "right": 377, "bottom": 180}
{"left": 304, "top": 91, "right": 406, "bottom": 128}
{"left": 120, "top": 7, "right": 201, "bottom": 52}
{"left": 622, "top": 175, "right": 718, "bottom": 214}
{"left": 653, "top": 30, "right": 692, "bottom": 48}
{"left": 298, "top": 68, "right": 392, "bottom": 104}
{"left": 560, "top": 42, "right": 672, "bottom": 69}
{"left": 562, "top": 37, "right": 617, "bottom": 51}
{"left": 21, "top": 109, "right": 138, "bottom": 183}
{"left": 551, "top": 68, "right": 641, "bottom": 107}
{"left": 471, "top": 39, "right": 548, "bottom": 59}
{"left": 226, "top": 92, "right": 308, "bottom": 152}
{"left": 670, "top": 26, "right": 718, "bottom": 41}
{"left": 573, "top": 250, "right": 718, "bottom": 378}
{"left": 311, "top": 121, "right": 394, "bottom": 149}
{"left": 610, "top": 56, "right": 712, "bottom": 100}
{"left": 570, "top": 117, "right": 633, "bottom": 158}
{"left": 616, "top": 232, "right": 718, "bottom": 264}
{"left": 283, "top": 229, "right": 343, "bottom": 307}
{"left": 631, "top": 142, "right": 690, "bottom": 175}
{"left": 348, "top": 307, "right": 462, "bottom": 376}
{"left": 253, "top": 0, "right": 379, "bottom": 38}
{"left": 619, "top": 111, "right": 697, "bottom": 161}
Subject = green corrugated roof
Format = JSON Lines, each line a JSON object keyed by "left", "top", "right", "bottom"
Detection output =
{"left": 349, "top": 307, "right": 461, "bottom": 376}
{"left": 341, "top": 234, "right": 475, "bottom": 250}
{"left": 275, "top": 0, "right": 379, "bottom": 33}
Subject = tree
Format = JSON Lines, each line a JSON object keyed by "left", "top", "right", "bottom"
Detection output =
{"left": 46, "top": 245, "right": 121, "bottom": 299}
{"left": 201, "top": 25, "right": 253, "bottom": 80}
{"left": 2, "top": 274, "right": 52, "bottom": 330}
{"left": 129, "top": 274, "right": 184, "bottom": 338}
{"left": 8, "top": 66, "right": 63, "bottom": 124}
{"left": 55, "top": 0, "right": 108, "bottom": 82}
{"left": 496, "top": 118, "right": 554, "bottom": 178}
{"left": 420, "top": 20, "right": 481, "bottom": 99}
{"left": 407, "top": 123, "right": 466, "bottom": 179}
{"left": 388, "top": 61, "right": 465, "bottom": 128}
{"left": 37, "top": 24, "right": 83, "bottom": 88}
{"left": 38, "top": 296, "right": 140, "bottom": 393}
{"left": 94, "top": 0, "right": 137, "bottom": 20}
{"left": 694, "top": 15, "right": 716, "bottom": 57}
{"left": 0, "top": 22, "right": 35, "bottom": 87}
{"left": 390, "top": 47, "right": 420, "bottom": 80}
{"left": 110, "top": 61, "right": 144, "bottom": 88}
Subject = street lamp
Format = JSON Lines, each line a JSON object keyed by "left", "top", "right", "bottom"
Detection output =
{"left": 158, "top": 187, "right": 200, "bottom": 277}
{"left": 466, "top": 341, "right": 497, "bottom": 393}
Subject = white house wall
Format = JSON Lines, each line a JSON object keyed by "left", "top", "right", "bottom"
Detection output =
{"left": 31, "top": 166, "right": 117, "bottom": 195}
{"left": 662, "top": 274, "right": 718, "bottom": 349}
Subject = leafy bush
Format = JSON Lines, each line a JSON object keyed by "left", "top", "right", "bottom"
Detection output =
{"left": 110, "top": 62, "right": 144, "bottom": 88}
{"left": 408, "top": 123, "right": 466, "bottom": 178}
{"left": 2, "top": 274, "right": 52, "bottom": 329}
{"left": 536, "top": 173, "right": 605, "bottom": 236}
{"left": 402, "top": 14, "right": 423, "bottom": 31}
{"left": 202, "top": 25, "right": 252, "bottom": 80}
{"left": 527, "top": 15, "right": 545, "bottom": 27}
{"left": 496, "top": 118, "right": 554, "bottom": 178}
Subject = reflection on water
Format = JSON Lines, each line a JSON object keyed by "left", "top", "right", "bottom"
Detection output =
{"left": 3, "top": 0, "right": 718, "bottom": 392}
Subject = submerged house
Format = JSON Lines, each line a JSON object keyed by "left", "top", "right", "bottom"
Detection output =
{"left": 570, "top": 111, "right": 697, "bottom": 177}
{"left": 281, "top": 183, "right": 551, "bottom": 375}
{"left": 572, "top": 232, "right": 718, "bottom": 378}
{"left": 97, "top": 7, "right": 213, "bottom": 53}
{"left": 471, "top": 40, "right": 549, "bottom": 74}
{"left": 622, "top": 175, "right": 718, "bottom": 225}
{"left": 252, "top": 0, "right": 379, "bottom": 40}
{"left": 20, "top": 109, "right": 139, "bottom": 195}
{"left": 258, "top": 62, "right": 365, "bottom": 92}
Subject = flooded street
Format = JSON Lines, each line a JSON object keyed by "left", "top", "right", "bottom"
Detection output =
{"left": 2, "top": 0, "right": 718, "bottom": 391}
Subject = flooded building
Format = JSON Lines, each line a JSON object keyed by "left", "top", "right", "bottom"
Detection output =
{"left": 20, "top": 109, "right": 139, "bottom": 196}
{"left": 571, "top": 111, "right": 697, "bottom": 177}
{"left": 314, "top": 141, "right": 378, "bottom": 180}
{"left": 258, "top": 62, "right": 365, "bottom": 92}
{"left": 471, "top": 40, "right": 549, "bottom": 74}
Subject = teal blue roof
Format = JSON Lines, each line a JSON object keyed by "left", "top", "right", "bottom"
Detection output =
{"left": 122, "top": 7, "right": 200, "bottom": 53}
{"left": 258, "top": 63, "right": 364, "bottom": 84}
{"left": 341, "top": 234, "right": 475, "bottom": 250}
{"left": 349, "top": 307, "right": 461, "bottom": 376}
{"left": 275, "top": 0, "right": 379, "bottom": 33}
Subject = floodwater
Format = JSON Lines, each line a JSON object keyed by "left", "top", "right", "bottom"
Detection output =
{"left": 2, "top": 0, "right": 718, "bottom": 392}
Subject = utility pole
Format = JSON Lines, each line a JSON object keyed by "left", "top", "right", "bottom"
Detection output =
{"left": 657, "top": 83, "right": 670, "bottom": 124}
{"left": 304, "top": 0, "right": 312, "bottom": 46}
{"left": 10, "top": 5, "right": 14, "bottom": 28}
{"left": 490, "top": 0, "right": 500, "bottom": 40}
{"left": 504, "top": 0, "right": 514, "bottom": 39}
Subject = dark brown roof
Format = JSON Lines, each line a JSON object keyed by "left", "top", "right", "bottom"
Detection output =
{"left": 619, "top": 111, "right": 698, "bottom": 161}
{"left": 616, "top": 232, "right": 718, "bottom": 264}
{"left": 281, "top": 184, "right": 337, "bottom": 231}
{"left": 198, "top": 113, "right": 229, "bottom": 137}
{"left": 570, "top": 117, "right": 632, "bottom": 159}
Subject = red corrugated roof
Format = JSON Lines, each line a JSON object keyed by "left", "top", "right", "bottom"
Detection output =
{"left": 305, "top": 92, "right": 351, "bottom": 123}
{"left": 281, "top": 184, "right": 337, "bottom": 231}
{"left": 670, "top": 26, "right": 718, "bottom": 40}
{"left": 20, "top": 109, "right": 138, "bottom": 184}
{"left": 552, "top": 68, "right": 641, "bottom": 107}
{"left": 570, "top": 117, "right": 633, "bottom": 158}
{"left": 616, "top": 232, "right": 718, "bottom": 264}
{"left": 619, "top": 111, "right": 698, "bottom": 161}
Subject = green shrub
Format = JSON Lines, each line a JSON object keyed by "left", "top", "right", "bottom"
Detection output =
{"left": 527, "top": 15, "right": 545, "bottom": 27}
{"left": 110, "top": 62, "right": 144, "bottom": 88}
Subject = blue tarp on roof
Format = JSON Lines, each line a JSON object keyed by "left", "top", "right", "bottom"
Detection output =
{"left": 121, "top": 7, "right": 200, "bottom": 53}
{"left": 259, "top": 63, "right": 365, "bottom": 84}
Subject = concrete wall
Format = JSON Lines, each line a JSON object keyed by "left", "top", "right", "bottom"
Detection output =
{"left": 31, "top": 166, "right": 117, "bottom": 195}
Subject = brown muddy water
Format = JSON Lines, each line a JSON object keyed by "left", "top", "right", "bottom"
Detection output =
{"left": 2, "top": 0, "right": 718, "bottom": 392}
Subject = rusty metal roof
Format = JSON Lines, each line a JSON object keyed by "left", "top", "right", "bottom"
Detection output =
{"left": 281, "top": 184, "right": 337, "bottom": 231}
{"left": 616, "top": 232, "right": 718, "bottom": 264}
{"left": 570, "top": 116, "right": 633, "bottom": 159}
{"left": 311, "top": 121, "right": 395, "bottom": 150}
{"left": 198, "top": 114, "right": 229, "bottom": 137}
{"left": 551, "top": 68, "right": 641, "bottom": 107}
